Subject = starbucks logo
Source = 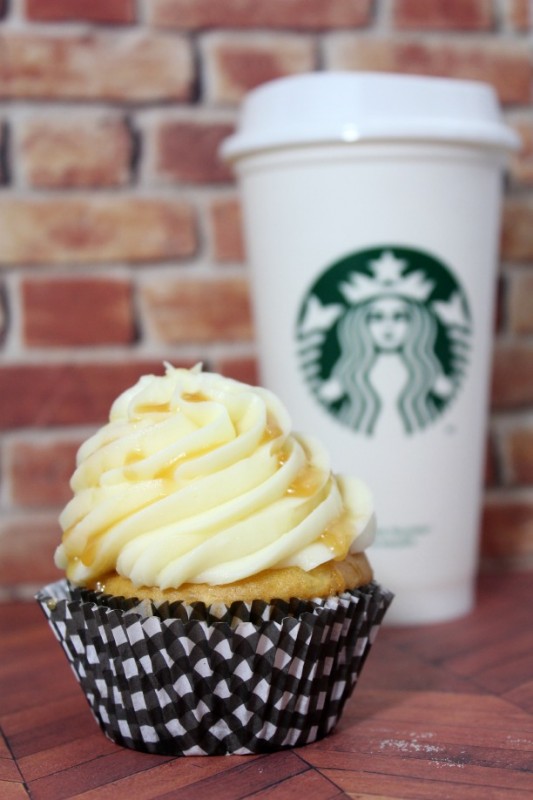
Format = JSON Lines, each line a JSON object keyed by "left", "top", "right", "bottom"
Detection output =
{"left": 296, "top": 246, "right": 472, "bottom": 435}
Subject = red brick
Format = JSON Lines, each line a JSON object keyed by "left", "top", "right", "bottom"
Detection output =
{"left": 481, "top": 498, "right": 533, "bottom": 563}
{"left": 0, "top": 198, "right": 196, "bottom": 264}
{"left": 505, "top": 428, "right": 533, "bottom": 485}
{"left": 0, "top": 121, "right": 4, "bottom": 184}
{"left": 392, "top": 0, "right": 493, "bottom": 30}
{"left": 147, "top": 0, "right": 372, "bottom": 30}
{"left": 509, "top": 119, "right": 533, "bottom": 187}
{"left": 326, "top": 36, "right": 532, "bottom": 105}
{"left": 494, "top": 274, "right": 505, "bottom": 334}
{"left": 154, "top": 120, "right": 234, "bottom": 184}
{"left": 484, "top": 433, "right": 499, "bottom": 488}
{"left": 204, "top": 33, "right": 316, "bottom": 104}
{"left": 0, "top": 32, "right": 192, "bottom": 102}
{"left": 0, "top": 284, "right": 6, "bottom": 344}
{"left": 0, "top": 361, "right": 177, "bottom": 429}
{"left": 508, "top": 271, "right": 533, "bottom": 335}
{"left": 141, "top": 276, "right": 254, "bottom": 343}
{"left": 215, "top": 356, "right": 259, "bottom": 387}
{"left": 0, "top": 515, "right": 63, "bottom": 586}
{"left": 491, "top": 343, "right": 533, "bottom": 410}
{"left": 210, "top": 197, "right": 246, "bottom": 262}
{"left": 5, "top": 437, "right": 82, "bottom": 508}
{"left": 22, "top": 276, "right": 135, "bottom": 346}
{"left": 501, "top": 198, "right": 533, "bottom": 261}
{"left": 504, "top": 0, "right": 531, "bottom": 30}
{"left": 26, "top": 0, "right": 135, "bottom": 23}
{"left": 20, "top": 116, "right": 133, "bottom": 188}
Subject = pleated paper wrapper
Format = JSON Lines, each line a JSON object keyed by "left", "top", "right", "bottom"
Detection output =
{"left": 36, "top": 579, "right": 393, "bottom": 756}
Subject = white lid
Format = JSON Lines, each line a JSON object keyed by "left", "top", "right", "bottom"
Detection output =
{"left": 221, "top": 71, "right": 519, "bottom": 161}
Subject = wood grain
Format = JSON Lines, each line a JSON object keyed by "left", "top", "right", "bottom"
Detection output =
{"left": 1, "top": 572, "right": 532, "bottom": 800}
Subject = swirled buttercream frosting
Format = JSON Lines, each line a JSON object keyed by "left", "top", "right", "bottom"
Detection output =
{"left": 55, "top": 365, "right": 375, "bottom": 589}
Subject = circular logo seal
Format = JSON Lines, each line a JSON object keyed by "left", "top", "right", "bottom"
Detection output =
{"left": 295, "top": 246, "right": 472, "bottom": 435}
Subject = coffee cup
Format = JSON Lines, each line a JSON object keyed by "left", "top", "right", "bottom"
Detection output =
{"left": 222, "top": 72, "right": 518, "bottom": 624}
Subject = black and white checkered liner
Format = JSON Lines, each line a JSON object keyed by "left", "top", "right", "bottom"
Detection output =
{"left": 36, "top": 580, "right": 392, "bottom": 756}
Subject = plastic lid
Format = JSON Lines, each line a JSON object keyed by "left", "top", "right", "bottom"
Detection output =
{"left": 221, "top": 72, "right": 519, "bottom": 161}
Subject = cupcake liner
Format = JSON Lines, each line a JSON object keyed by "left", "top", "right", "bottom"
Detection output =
{"left": 36, "top": 579, "right": 392, "bottom": 756}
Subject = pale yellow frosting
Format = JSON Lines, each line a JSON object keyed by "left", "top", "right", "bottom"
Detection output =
{"left": 55, "top": 364, "right": 375, "bottom": 589}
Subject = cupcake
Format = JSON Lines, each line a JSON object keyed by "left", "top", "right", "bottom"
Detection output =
{"left": 37, "top": 364, "right": 392, "bottom": 755}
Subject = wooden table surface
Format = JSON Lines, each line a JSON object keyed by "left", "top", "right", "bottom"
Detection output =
{"left": 1, "top": 571, "right": 532, "bottom": 800}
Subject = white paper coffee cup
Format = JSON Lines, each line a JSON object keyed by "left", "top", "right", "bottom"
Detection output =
{"left": 222, "top": 72, "right": 518, "bottom": 625}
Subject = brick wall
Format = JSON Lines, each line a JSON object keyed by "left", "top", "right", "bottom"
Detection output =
{"left": 0, "top": 0, "right": 532, "bottom": 598}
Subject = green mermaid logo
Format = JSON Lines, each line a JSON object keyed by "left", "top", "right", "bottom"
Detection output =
{"left": 296, "top": 246, "right": 471, "bottom": 435}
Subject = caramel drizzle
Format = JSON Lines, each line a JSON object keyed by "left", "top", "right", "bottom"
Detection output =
{"left": 133, "top": 401, "right": 172, "bottom": 417}
{"left": 318, "top": 513, "right": 353, "bottom": 560}
{"left": 132, "top": 392, "right": 209, "bottom": 419}
{"left": 285, "top": 465, "right": 323, "bottom": 498}
{"left": 125, "top": 449, "right": 145, "bottom": 466}
{"left": 181, "top": 391, "right": 209, "bottom": 403}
